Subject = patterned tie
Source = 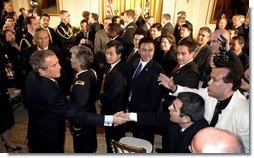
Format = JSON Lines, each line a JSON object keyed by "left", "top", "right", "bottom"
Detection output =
{"left": 132, "top": 63, "right": 142, "bottom": 79}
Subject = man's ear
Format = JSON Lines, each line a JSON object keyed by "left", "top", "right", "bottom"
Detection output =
{"left": 38, "top": 68, "right": 45, "bottom": 76}
{"left": 182, "top": 115, "right": 191, "bottom": 123}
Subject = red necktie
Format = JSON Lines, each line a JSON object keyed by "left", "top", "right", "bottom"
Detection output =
{"left": 172, "top": 64, "right": 180, "bottom": 73}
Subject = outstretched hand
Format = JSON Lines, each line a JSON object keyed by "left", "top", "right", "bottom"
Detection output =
{"left": 158, "top": 73, "right": 176, "bottom": 91}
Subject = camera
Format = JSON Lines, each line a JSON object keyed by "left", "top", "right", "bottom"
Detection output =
{"left": 213, "top": 35, "right": 229, "bottom": 64}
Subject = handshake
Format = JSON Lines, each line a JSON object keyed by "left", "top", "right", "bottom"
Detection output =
{"left": 112, "top": 111, "right": 132, "bottom": 126}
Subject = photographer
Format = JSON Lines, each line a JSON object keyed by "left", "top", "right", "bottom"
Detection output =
{"left": 209, "top": 29, "right": 243, "bottom": 72}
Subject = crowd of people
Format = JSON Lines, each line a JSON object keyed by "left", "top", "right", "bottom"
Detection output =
{"left": 0, "top": 1, "right": 249, "bottom": 153}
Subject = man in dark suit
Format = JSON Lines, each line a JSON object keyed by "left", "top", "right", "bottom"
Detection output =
{"left": 158, "top": 40, "right": 200, "bottom": 152}
{"left": 134, "top": 6, "right": 145, "bottom": 29}
{"left": 127, "top": 37, "right": 165, "bottom": 145}
{"left": 107, "top": 23, "right": 127, "bottom": 61}
{"left": 162, "top": 13, "right": 174, "bottom": 35}
{"left": 25, "top": 49, "right": 128, "bottom": 153}
{"left": 99, "top": 40, "right": 128, "bottom": 153}
{"left": 118, "top": 92, "right": 209, "bottom": 153}
{"left": 125, "top": 29, "right": 146, "bottom": 75}
{"left": 74, "top": 19, "right": 94, "bottom": 50}
{"left": 122, "top": 9, "right": 138, "bottom": 54}
{"left": 230, "top": 35, "right": 249, "bottom": 70}
{"left": 193, "top": 27, "right": 213, "bottom": 88}
{"left": 140, "top": 15, "right": 154, "bottom": 38}
{"left": 40, "top": 13, "right": 61, "bottom": 47}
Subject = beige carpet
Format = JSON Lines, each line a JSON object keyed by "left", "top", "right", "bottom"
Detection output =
{"left": 10, "top": 106, "right": 161, "bottom": 153}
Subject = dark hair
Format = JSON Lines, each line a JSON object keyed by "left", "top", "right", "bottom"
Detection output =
{"left": 91, "top": 13, "right": 99, "bottom": 21}
{"left": 105, "top": 40, "right": 124, "bottom": 55}
{"left": 25, "top": 16, "right": 36, "bottom": 25}
{"left": 232, "top": 35, "right": 245, "bottom": 45}
{"left": 161, "top": 33, "right": 177, "bottom": 52}
{"left": 133, "top": 29, "right": 147, "bottom": 38}
{"left": 112, "top": 15, "right": 120, "bottom": 23}
{"left": 215, "top": 61, "right": 243, "bottom": 91}
{"left": 80, "top": 19, "right": 89, "bottom": 26}
{"left": 70, "top": 46, "right": 94, "bottom": 69}
{"left": 138, "top": 37, "right": 155, "bottom": 49}
{"left": 82, "top": 11, "right": 90, "bottom": 18}
{"left": 177, "top": 92, "right": 205, "bottom": 121}
{"left": 108, "top": 23, "right": 121, "bottom": 35}
{"left": 178, "top": 40, "right": 197, "bottom": 53}
{"left": 181, "top": 23, "right": 193, "bottom": 39}
{"left": 41, "top": 13, "right": 50, "bottom": 19}
{"left": 151, "top": 23, "right": 162, "bottom": 31}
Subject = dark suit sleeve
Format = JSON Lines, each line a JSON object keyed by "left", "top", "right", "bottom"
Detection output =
{"left": 100, "top": 70, "right": 127, "bottom": 106}
{"left": 137, "top": 112, "right": 169, "bottom": 128}
{"left": 45, "top": 83, "right": 104, "bottom": 126}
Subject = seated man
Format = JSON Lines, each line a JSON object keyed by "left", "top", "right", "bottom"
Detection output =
{"left": 118, "top": 92, "right": 209, "bottom": 153}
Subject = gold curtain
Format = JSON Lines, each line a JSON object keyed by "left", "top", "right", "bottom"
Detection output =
{"left": 99, "top": 0, "right": 162, "bottom": 23}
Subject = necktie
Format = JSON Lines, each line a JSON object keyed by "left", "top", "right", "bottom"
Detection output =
{"left": 105, "top": 65, "right": 112, "bottom": 75}
{"left": 210, "top": 101, "right": 228, "bottom": 127}
{"left": 127, "top": 49, "right": 137, "bottom": 62}
{"left": 133, "top": 63, "right": 142, "bottom": 79}
{"left": 172, "top": 64, "right": 180, "bottom": 73}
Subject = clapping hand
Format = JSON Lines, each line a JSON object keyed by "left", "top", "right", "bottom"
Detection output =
{"left": 113, "top": 111, "right": 130, "bottom": 126}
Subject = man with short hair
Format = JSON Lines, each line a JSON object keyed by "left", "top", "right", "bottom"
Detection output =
{"left": 40, "top": 13, "right": 60, "bottom": 47}
{"left": 193, "top": 27, "right": 213, "bottom": 87}
{"left": 25, "top": 49, "right": 128, "bottom": 153}
{"left": 117, "top": 92, "right": 209, "bottom": 153}
{"left": 162, "top": 13, "right": 174, "bottom": 35}
{"left": 158, "top": 60, "right": 249, "bottom": 153}
{"left": 190, "top": 127, "right": 245, "bottom": 153}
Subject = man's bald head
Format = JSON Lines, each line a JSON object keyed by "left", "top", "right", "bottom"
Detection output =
{"left": 190, "top": 127, "right": 245, "bottom": 153}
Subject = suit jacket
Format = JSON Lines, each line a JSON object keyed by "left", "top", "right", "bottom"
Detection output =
{"left": 100, "top": 61, "right": 128, "bottom": 115}
{"left": 172, "top": 61, "right": 199, "bottom": 88}
{"left": 25, "top": 71, "right": 104, "bottom": 153}
{"left": 122, "top": 22, "right": 137, "bottom": 47}
{"left": 94, "top": 29, "right": 110, "bottom": 66}
{"left": 74, "top": 31, "right": 94, "bottom": 50}
{"left": 193, "top": 44, "right": 212, "bottom": 83}
{"left": 47, "top": 27, "right": 62, "bottom": 47}
{"left": 237, "top": 51, "right": 249, "bottom": 69}
{"left": 163, "top": 22, "right": 174, "bottom": 34}
{"left": 140, "top": 23, "right": 151, "bottom": 37}
{"left": 135, "top": 15, "right": 145, "bottom": 29}
{"left": 137, "top": 112, "right": 209, "bottom": 152}
{"left": 172, "top": 86, "right": 249, "bottom": 153}
{"left": 128, "top": 58, "right": 165, "bottom": 112}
